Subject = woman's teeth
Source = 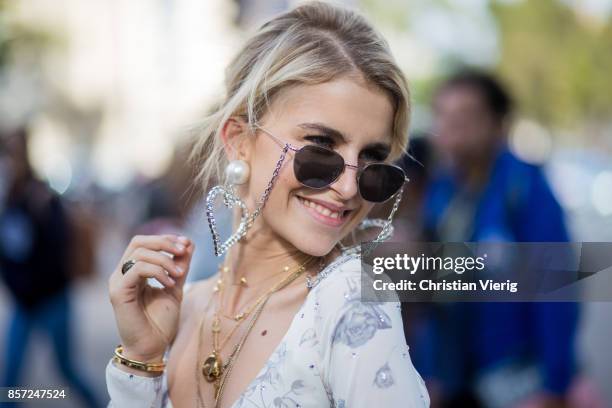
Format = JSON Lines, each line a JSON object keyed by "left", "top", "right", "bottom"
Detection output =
{"left": 299, "top": 197, "right": 343, "bottom": 219}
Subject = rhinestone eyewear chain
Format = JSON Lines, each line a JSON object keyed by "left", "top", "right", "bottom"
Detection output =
{"left": 244, "top": 143, "right": 289, "bottom": 230}
{"left": 208, "top": 144, "right": 290, "bottom": 256}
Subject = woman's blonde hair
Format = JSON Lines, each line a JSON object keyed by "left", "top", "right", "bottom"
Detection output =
{"left": 190, "top": 1, "right": 411, "bottom": 190}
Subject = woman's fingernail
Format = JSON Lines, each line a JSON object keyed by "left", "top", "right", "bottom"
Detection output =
{"left": 177, "top": 236, "right": 190, "bottom": 244}
{"left": 168, "top": 277, "right": 176, "bottom": 285}
{"left": 176, "top": 266, "right": 184, "bottom": 275}
{"left": 176, "top": 243, "right": 185, "bottom": 251}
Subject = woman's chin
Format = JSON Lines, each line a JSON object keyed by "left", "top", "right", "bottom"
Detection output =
{"left": 289, "top": 221, "right": 348, "bottom": 257}
{"left": 294, "top": 240, "right": 337, "bottom": 258}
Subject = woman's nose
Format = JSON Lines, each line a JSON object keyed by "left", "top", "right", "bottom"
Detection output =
{"left": 330, "top": 164, "right": 359, "bottom": 200}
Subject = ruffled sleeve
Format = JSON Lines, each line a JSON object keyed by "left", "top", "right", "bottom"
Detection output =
{"left": 105, "top": 358, "right": 169, "bottom": 408}
{"left": 105, "top": 284, "right": 200, "bottom": 407}
{"left": 314, "top": 256, "right": 430, "bottom": 408}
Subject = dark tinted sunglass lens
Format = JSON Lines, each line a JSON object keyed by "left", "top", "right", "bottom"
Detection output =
{"left": 359, "top": 164, "right": 405, "bottom": 202}
{"left": 294, "top": 145, "right": 344, "bottom": 188}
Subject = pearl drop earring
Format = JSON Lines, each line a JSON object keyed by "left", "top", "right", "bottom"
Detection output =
{"left": 225, "top": 160, "right": 250, "bottom": 185}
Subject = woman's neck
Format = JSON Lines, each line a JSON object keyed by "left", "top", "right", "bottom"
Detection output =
{"left": 223, "top": 210, "right": 320, "bottom": 284}
{"left": 218, "top": 226, "right": 315, "bottom": 316}
{"left": 218, "top": 211, "right": 343, "bottom": 315}
{"left": 223, "top": 224, "right": 308, "bottom": 286}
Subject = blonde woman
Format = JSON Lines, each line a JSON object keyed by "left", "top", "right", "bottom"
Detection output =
{"left": 106, "top": 2, "right": 429, "bottom": 407}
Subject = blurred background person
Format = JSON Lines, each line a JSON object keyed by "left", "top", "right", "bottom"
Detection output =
{"left": 361, "top": 134, "right": 433, "bottom": 251}
{"left": 0, "top": 126, "right": 101, "bottom": 408}
{"left": 377, "top": 135, "right": 434, "bottom": 243}
{"left": 412, "top": 71, "right": 588, "bottom": 408}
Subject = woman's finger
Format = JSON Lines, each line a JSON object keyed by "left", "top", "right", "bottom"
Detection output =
{"left": 122, "top": 234, "right": 188, "bottom": 259}
{"left": 128, "top": 247, "right": 184, "bottom": 279}
{"left": 121, "top": 261, "right": 176, "bottom": 288}
{"left": 172, "top": 241, "right": 195, "bottom": 287}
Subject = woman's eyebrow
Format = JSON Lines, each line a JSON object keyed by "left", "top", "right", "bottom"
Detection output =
{"left": 297, "top": 122, "right": 347, "bottom": 142}
{"left": 297, "top": 122, "right": 391, "bottom": 153}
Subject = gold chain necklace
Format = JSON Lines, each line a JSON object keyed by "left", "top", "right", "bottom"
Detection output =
{"left": 222, "top": 263, "right": 296, "bottom": 288}
{"left": 195, "top": 297, "right": 268, "bottom": 408}
{"left": 199, "top": 256, "right": 316, "bottom": 404}
{"left": 217, "top": 264, "right": 297, "bottom": 322}
{"left": 216, "top": 264, "right": 313, "bottom": 406}
{"left": 194, "top": 287, "right": 217, "bottom": 408}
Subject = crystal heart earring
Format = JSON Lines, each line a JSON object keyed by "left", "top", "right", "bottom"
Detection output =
{"left": 206, "top": 147, "right": 289, "bottom": 257}
{"left": 205, "top": 160, "right": 252, "bottom": 257}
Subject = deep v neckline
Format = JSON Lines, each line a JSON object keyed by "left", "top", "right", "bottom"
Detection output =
{"left": 167, "top": 252, "right": 359, "bottom": 408}
{"left": 225, "top": 291, "right": 311, "bottom": 408}
{"left": 223, "top": 252, "right": 359, "bottom": 408}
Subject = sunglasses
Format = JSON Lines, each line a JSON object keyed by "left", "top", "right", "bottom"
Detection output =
{"left": 255, "top": 125, "right": 409, "bottom": 203}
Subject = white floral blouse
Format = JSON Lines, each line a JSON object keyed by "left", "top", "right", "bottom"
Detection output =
{"left": 106, "top": 252, "right": 430, "bottom": 407}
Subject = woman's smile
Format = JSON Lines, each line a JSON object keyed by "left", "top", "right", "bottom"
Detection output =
{"left": 295, "top": 195, "right": 354, "bottom": 228}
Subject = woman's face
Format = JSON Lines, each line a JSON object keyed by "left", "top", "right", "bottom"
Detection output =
{"left": 240, "top": 76, "right": 395, "bottom": 256}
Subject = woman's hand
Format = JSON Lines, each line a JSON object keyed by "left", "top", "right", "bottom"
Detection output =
{"left": 108, "top": 234, "right": 195, "bottom": 368}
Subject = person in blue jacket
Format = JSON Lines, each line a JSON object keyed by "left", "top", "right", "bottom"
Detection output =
{"left": 414, "top": 71, "right": 579, "bottom": 408}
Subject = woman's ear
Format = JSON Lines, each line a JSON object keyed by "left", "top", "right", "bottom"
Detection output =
{"left": 220, "top": 117, "right": 253, "bottom": 162}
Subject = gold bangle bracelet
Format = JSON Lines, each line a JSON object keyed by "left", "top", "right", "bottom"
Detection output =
{"left": 113, "top": 345, "right": 166, "bottom": 373}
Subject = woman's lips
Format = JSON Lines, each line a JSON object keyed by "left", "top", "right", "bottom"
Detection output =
{"left": 296, "top": 196, "right": 351, "bottom": 227}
